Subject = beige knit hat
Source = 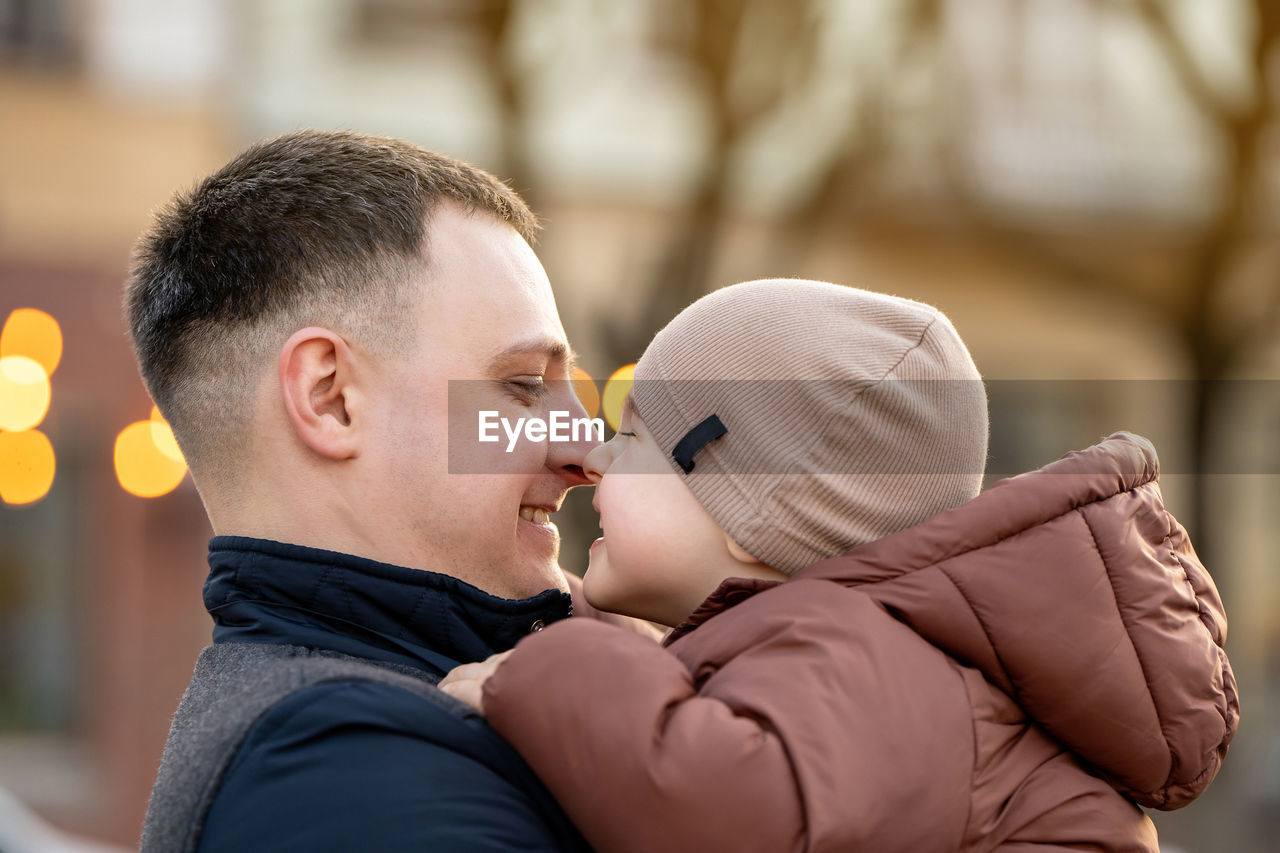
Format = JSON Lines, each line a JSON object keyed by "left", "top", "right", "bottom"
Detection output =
{"left": 628, "top": 278, "right": 988, "bottom": 574}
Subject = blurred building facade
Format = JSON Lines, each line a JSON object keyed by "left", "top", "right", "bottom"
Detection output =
{"left": 1, "top": 0, "right": 1276, "bottom": 849}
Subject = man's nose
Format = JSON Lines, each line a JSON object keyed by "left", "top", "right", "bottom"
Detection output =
{"left": 546, "top": 381, "right": 600, "bottom": 487}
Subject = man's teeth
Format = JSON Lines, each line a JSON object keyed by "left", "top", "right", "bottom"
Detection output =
{"left": 519, "top": 506, "right": 552, "bottom": 524}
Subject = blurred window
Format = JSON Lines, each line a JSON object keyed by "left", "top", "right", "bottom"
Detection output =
{"left": 986, "top": 380, "right": 1104, "bottom": 480}
{"left": 351, "top": 0, "right": 462, "bottom": 44}
{"left": 0, "top": 433, "right": 80, "bottom": 734}
{"left": 0, "top": 0, "right": 75, "bottom": 67}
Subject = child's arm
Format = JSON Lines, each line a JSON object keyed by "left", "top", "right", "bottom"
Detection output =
{"left": 447, "top": 580, "right": 974, "bottom": 853}
{"left": 458, "top": 618, "right": 805, "bottom": 853}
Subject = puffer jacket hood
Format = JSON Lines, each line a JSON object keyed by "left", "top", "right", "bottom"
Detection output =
{"left": 676, "top": 431, "right": 1237, "bottom": 809}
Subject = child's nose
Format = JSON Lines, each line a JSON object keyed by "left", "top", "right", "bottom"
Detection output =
{"left": 583, "top": 441, "right": 613, "bottom": 484}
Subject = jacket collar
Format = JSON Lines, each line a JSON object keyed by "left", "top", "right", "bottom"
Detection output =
{"left": 664, "top": 577, "right": 780, "bottom": 646}
{"left": 204, "top": 535, "right": 572, "bottom": 676}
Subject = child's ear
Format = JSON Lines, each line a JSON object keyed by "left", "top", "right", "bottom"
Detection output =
{"left": 723, "top": 534, "right": 764, "bottom": 567}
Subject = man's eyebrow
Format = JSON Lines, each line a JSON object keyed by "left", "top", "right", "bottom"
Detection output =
{"left": 487, "top": 338, "right": 579, "bottom": 372}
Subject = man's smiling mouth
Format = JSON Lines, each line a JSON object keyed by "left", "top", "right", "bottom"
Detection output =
{"left": 519, "top": 506, "right": 553, "bottom": 525}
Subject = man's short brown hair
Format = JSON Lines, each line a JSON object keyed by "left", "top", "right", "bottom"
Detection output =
{"left": 126, "top": 129, "right": 537, "bottom": 475}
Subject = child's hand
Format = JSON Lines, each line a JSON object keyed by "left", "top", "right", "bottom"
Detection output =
{"left": 438, "top": 650, "right": 514, "bottom": 714}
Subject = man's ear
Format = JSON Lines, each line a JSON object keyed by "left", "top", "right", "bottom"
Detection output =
{"left": 279, "top": 327, "right": 362, "bottom": 460}
{"left": 724, "top": 534, "right": 764, "bottom": 567}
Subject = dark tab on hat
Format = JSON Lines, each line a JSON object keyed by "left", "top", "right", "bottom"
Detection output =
{"left": 672, "top": 414, "right": 727, "bottom": 474}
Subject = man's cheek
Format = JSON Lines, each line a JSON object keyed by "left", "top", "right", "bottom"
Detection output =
{"left": 520, "top": 440, "right": 551, "bottom": 471}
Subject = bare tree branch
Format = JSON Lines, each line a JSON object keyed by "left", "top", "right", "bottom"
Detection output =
{"left": 1131, "top": 0, "right": 1235, "bottom": 121}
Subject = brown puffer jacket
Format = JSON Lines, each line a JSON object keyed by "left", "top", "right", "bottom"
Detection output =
{"left": 484, "top": 433, "right": 1238, "bottom": 852}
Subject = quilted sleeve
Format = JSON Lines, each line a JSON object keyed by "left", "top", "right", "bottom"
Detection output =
{"left": 483, "top": 581, "right": 975, "bottom": 853}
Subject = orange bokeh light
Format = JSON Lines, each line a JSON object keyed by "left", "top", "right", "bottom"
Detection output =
{"left": 570, "top": 367, "right": 600, "bottom": 419}
{"left": 115, "top": 420, "right": 187, "bottom": 498}
{"left": 0, "top": 428, "right": 56, "bottom": 506}
{"left": 1, "top": 308, "right": 62, "bottom": 376}
{"left": 150, "top": 406, "right": 186, "bottom": 464}
{"left": 601, "top": 363, "right": 636, "bottom": 431}
{"left": 0, "top": 355, "right": 51, "bottom": 432}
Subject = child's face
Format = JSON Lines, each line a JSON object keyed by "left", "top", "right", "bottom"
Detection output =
{"left": 581, "top": 400, "right": 764, "bottom": 627}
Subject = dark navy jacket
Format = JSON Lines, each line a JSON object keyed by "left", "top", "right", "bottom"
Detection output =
{"left": 195, "top": 536, "right": 591, "bottom": 852}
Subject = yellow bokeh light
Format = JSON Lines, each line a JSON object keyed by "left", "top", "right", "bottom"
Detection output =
{"left": 570, "top": 367, "right": 600, "bottom": 419}
{"left": 115, "top": 420, "right": 187, "bottom": 498}
{"left": 0, "top": 355, "right": 52, "bottom": 432}
{"left": 0, "top": 429, "right": 56, "bottom": 506}
{"left": 1, "top": 308, "right": 62, "bottom": 376}
{"left": 150, "top": 405, "right": 185, "bottom": 463}
{"left": 601, "top": 363, "right": 636, "bottom": 431}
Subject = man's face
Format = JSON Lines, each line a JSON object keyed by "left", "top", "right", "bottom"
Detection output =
{"left": 362, "top": 206, "right": 594, "bottom": 599}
